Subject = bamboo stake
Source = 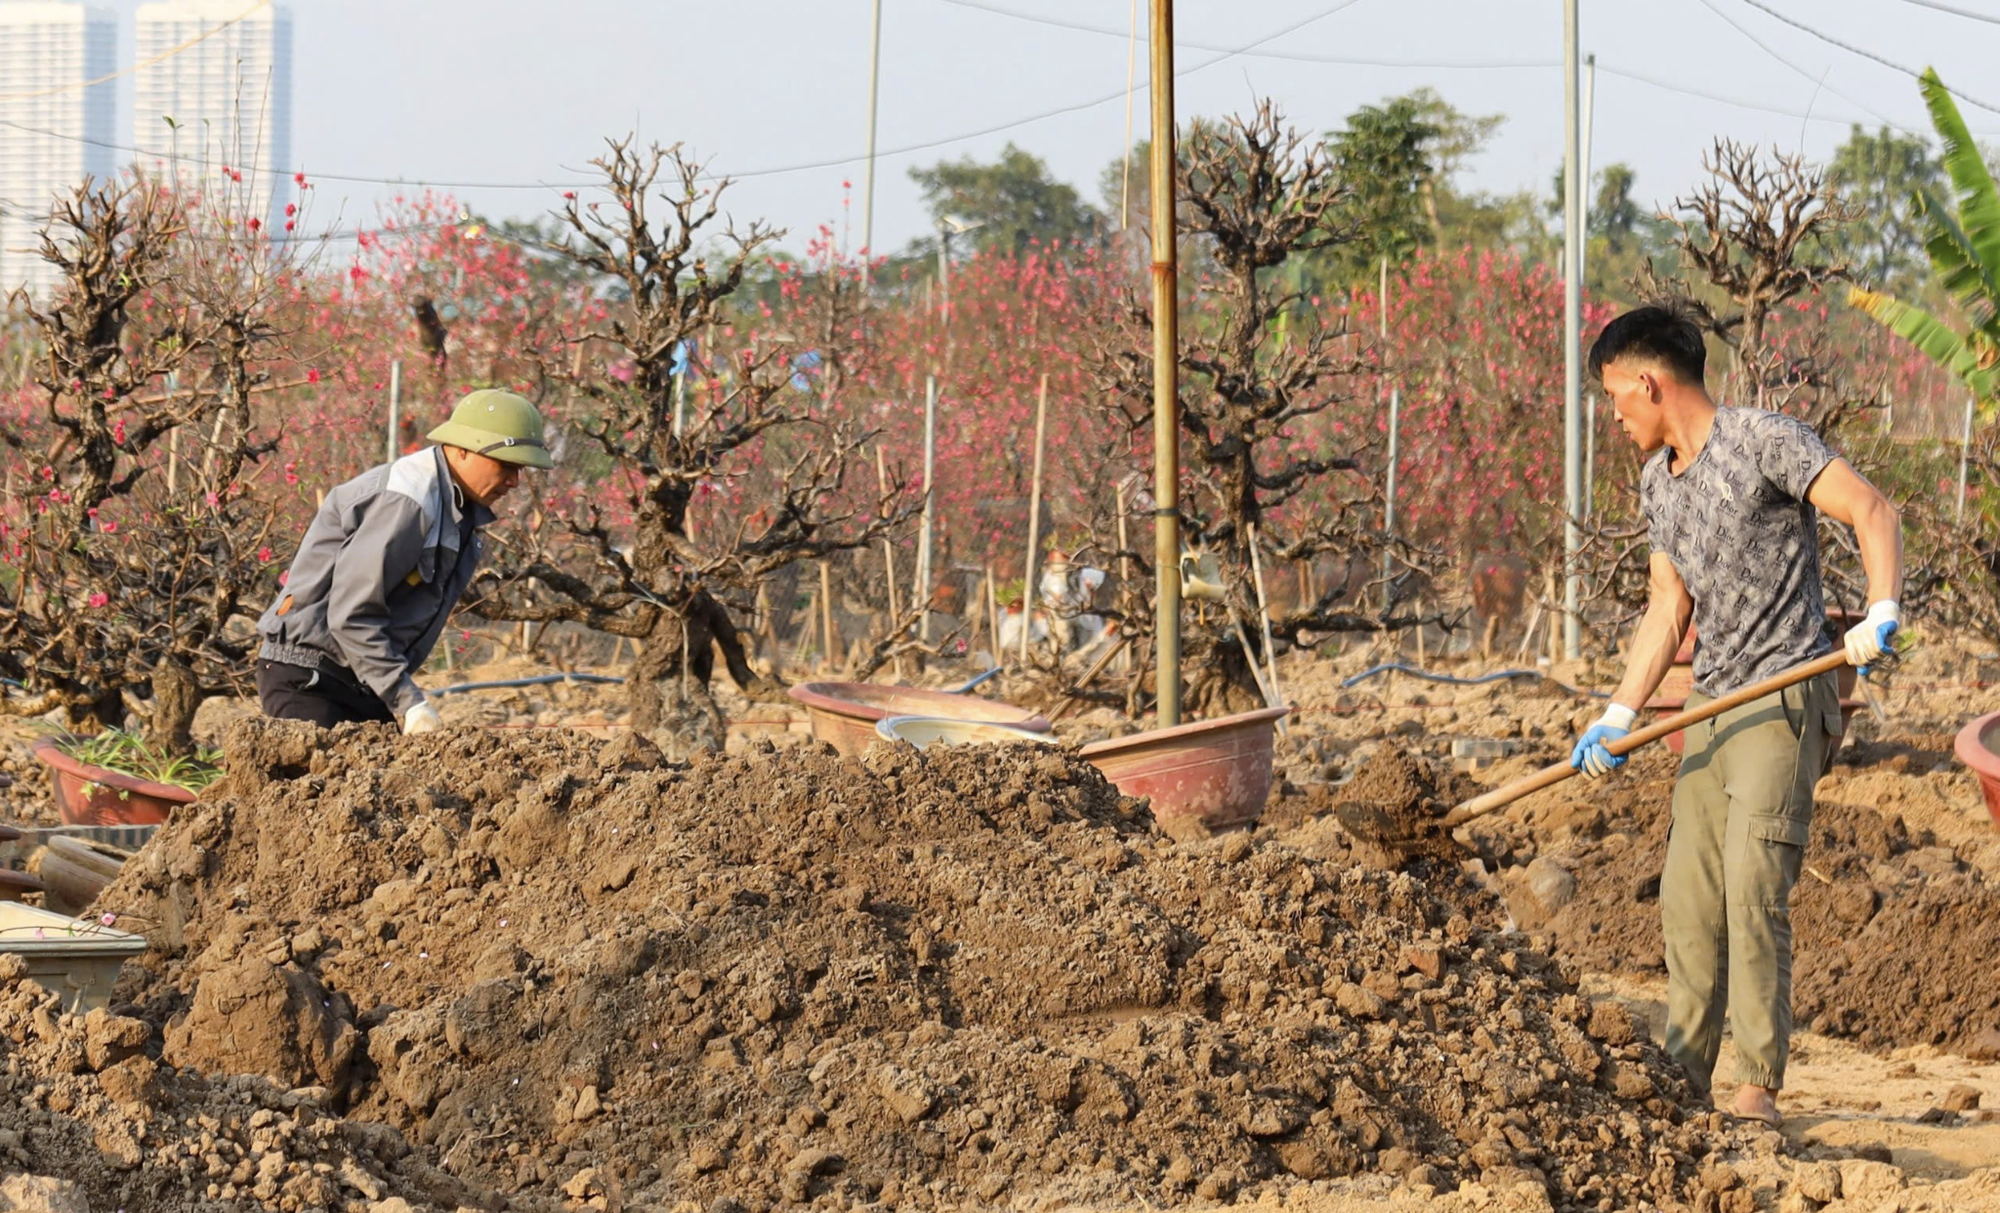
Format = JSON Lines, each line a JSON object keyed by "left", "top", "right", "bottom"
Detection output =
{"left": 1246, "top": 523, "right": 1286, "bottom": 737}
{"left": 1019, "top": 374, "right": 1050, "bottom": 665}
{"left": 985, "top": 564, "right": 1001, "bottom": 666}
{"left": 1115, "top": 481, "right": 1132, "bottom": 674}
{"left": 875, "top": 447, "right": 905, "bottom": 679}
{"left": 820, "top": 561, "right": 837, "bottom": 675}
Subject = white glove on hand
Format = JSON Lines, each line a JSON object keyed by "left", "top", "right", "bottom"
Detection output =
{"left": 1843, "top": 600, "right": 1899, "bottom": 671}
{"left": 402, "top": 700, "right": 442, "bottom": 735}
{"left": 1570, "top": 703, "right": 1638, "bottom": 778}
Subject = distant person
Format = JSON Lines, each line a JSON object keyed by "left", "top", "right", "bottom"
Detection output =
{"left": 1568, "top": 306, "right": 1902, "bottom": 1127}
{"left": 255, "top": 390, "right": 554, "bottom": 733}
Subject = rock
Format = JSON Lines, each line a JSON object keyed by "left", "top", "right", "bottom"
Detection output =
{"left": 1943, "top": 1083, "right": 1982, "bottom": 1112}
{"left": 1967, "top": 1029, "right": 2000, "bottom": 1062}
{"left": 366, "top": 1201, "right": 414, "bottom": 1213}
{"left": 1795, "top": 1163, "right": 1842, "bottom": 1204}
{"left": 784, "top": 1148, "right": 841, "bottom": 1177}
{"left": 164, "top": 957, "right": 358, "bottom": 1100}
{"left": 81, "top": 1008, "right": 149, "bottom": 1071}
{"left": 1401, "top": 942, "right": 1444, "bottom": 980}
{"left": 1585, "top": 1001, "right": 1637, "bottom": 1046}
{"left": 1524, "top": 856, "right": 1576, "bottom": 913}
{"left": 874, "top": 1064, "right": 937, "bottom": 1124}
{"left": 1334, "top": 982, "right": 1388, "bottom": 1020}
{"left": 0, "top": 1175, "right": 92, "bottom": 1213}
{"left": 572, "top": 1084, "right": 601, "bottom": 1122}
{"left": 1219, "top": 832, "right": 1253, "bottom": 864}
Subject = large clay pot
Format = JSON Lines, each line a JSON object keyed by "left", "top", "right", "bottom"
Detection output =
{"left": 786, "top": 682, "right": 1051, "bottom": 758}
{"left": 31, "top": 739, "right": 196, "bottom": 827}
{"left": 1955, "top": 710, "right": 2000, "bottom": 834}
{"left": 1079, "top": 707, "right": 1289, "bottom": 832}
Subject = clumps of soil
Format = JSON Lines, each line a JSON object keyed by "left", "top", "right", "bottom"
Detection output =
{"left": 0, "top": 954, "right": 486, "bottom": 1213}
{"left": 1314, "top": 748, "right": 1472, "bottom": 869}
{"left": 94, "top": 718, "right": 1726, "bottom": 1211}
{"left": 1506, "top": 776, "right": 2000, "bottom": 1055}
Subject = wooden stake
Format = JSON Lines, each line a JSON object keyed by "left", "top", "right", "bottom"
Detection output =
{"left": 820, "top": 560, "right": 837, "bottom": 675}
{"left": 985, "top": 563, "right": 1001, "bottom": 666}
{"left": 1246, "top": 523, "right": 1286, "bottom": 736}
{"left": 1115, "top": 481, "right": 1132, "bottom": 674}
{"left": 875, "top": 447, "right": 905, "bottom": 679}
{"left": 1019, "top": 374, "right": 1049, "bottom": 665}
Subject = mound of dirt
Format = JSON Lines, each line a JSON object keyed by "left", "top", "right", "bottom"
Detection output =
{"left": 0, "top": 954, "right": 487, "bottom": 1213}
{"left": 1508, "top": 774, "right": 2000, "bottom": 1055}
{"left": 93, "top": 718, "right": 1726, "bottom": 1211}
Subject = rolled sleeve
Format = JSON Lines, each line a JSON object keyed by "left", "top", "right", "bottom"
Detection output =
{"left": 326, "top": 495, "right": 429, "bottom": 715}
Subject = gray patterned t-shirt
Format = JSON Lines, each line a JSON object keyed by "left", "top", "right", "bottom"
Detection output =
{"left": 1641, "top": 407, "right": 1837, "bottom": 697}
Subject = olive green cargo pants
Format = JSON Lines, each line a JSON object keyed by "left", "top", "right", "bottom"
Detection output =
{"left": 1662, "top": 669, "right": 1842, "bottom": 1096}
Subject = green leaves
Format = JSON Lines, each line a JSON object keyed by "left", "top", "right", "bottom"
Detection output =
{"left": 1848, "top": 70, "right": 2000, "bottom": 413}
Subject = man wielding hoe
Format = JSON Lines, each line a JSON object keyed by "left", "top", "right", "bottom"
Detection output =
{"left": 255, "top": 390, "right": 554, "bottom": 733}
{"left": 1569, "top": 306, "right": 1902, "bottom": 1127}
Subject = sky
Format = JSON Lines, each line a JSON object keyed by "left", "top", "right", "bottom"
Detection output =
{"left": 80, "top": 0, "right": 2000, "bottom": 257}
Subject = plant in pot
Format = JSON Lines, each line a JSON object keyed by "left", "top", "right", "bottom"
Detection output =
{"left": 30, "top": 727, "right": 223, "bottom": 827}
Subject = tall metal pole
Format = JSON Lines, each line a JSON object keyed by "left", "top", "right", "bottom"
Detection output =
{"left": 859, "top": 0, "right": 884, "bottom": 281}
{"left": 387, "top": 359, "right": 402, "bottom": 464}
{"left": 1958, "top": 392, "right": 1977, "bottom": 524}
{"left": 1580, "top": 52, "right": 1596, "bottom": 290}
{"left": 1561, "top": 0, "right": 1584, "bottom": 660}
{"left": 917, "top": 375, "right": 938, "bottom": 641}
{"left": 1148, "top": 0, "right": 1182, "bottom": 725}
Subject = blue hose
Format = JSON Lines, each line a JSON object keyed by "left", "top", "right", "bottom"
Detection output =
{"left": 1340, "top": 662, "right": 1608, "bottom": 698}
{"left": 429, "top": 672, "right": 626, "bottom": 697}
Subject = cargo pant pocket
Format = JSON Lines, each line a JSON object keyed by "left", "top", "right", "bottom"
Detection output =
{"left": 1732, "top": 814, "right": 1809, "bottom": 911}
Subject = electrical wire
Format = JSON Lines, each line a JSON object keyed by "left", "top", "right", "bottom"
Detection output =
{"left": 0, "top": 0, "right": 1373, "bottom": 196}
{"left": 937, "top": 0, "right": 1550, "bottom": 69}
{"left": 1895, "top": 0, "right": 2000, "bottom": 24}
{"left": 1735, "top": 0, "right": 2000, "bottom": 117}
{"left": 1695, "top": 0, "right": 1912, "bottom": 134}
{"left": 0, "top": 0, "right": 270, "bottom": 101}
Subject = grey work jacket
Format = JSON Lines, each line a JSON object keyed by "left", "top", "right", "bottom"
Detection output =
{"left": 257, "top": 446, "right": 493, "bottom": 716}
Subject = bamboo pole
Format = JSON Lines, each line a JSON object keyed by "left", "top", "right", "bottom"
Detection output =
{"left": 1115, "top": 481, "right": 1133, "bottom": 674}
{"left": 917, "top": 375, "right": 937, "bottom": 642}
{"left": 1148, "top": 0, "right": 1182, "bottom": 725}
{"left": 1019, "top": 374, "right": 1050, "bottom": 665}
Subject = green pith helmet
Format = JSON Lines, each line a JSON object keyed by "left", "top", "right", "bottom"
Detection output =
{"left": 426, "top": 389, "right": 555, "bottom": 469}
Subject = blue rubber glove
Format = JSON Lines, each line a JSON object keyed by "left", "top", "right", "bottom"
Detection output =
{"left": 1844, "top": 600, "right": 1899, "bottom": 676}
{"left": 1570, "top": 703, "right": 1638, "bottom": 778}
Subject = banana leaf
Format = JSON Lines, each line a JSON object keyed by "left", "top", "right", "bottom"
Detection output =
{"left": 1919, "top": 69, "right": 2000, "bottom": 313}
{"left": 1848, "top": 286, "right": 2000, "bottom": 403}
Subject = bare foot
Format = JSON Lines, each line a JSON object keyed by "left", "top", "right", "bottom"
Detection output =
{"left": 1731, "top": 1085, "right": 1782, "bottom": 1127}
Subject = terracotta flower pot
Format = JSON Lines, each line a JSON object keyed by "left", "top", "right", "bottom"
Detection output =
{"left": 1954, "top": 710, "right": 2000, "bottom": 835}
{"left": 1079, "top": 707, "right": 1289, "bottom": 832}
{"left": 31, "top": 739, "right": 197, "bottom": 827}
{"left": 787, "top": 682, "right": 1050, "bottom": 758}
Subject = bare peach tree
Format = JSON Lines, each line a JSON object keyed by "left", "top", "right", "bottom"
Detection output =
{"left": 0, "top": 173, "right": 312, "bottom": 749}
{"left": 1089, "top": 102, "right": 1444, "bottom": 715}
{"left": 467, "top": 139, "right": 913, "bottom": 733}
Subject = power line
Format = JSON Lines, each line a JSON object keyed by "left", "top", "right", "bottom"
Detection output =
{"left": 937, "top": 0, "right": 1549, "bottom": 69}
{"left": 1692, "top": 0, "right": 1913, "bottom": 134}
{"left": 0, "top": 0, "right": 1374, "bottom": 196}
{"left": 1734, "top": 0, "right": 2000, "bottom": 116}
{"left": 1895, "top": 0, "right": 2000, "bottom": 25}
{"left": 0, "top": 0, "right": 270, "bottom": 101}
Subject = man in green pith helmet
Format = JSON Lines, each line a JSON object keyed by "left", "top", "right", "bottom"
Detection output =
{"left": 255, "top": 389, "right": 555, "bottom": 733}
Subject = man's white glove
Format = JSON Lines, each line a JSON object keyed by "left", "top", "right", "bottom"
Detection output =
{"left": 402, "top": 700, "right": 442, "bottom": 735}
{"left": 1843, "top": 600, "right": 1899, "bottom": 672}
{"left": 1570, "top": 703, "right": 1638, "bottom": 778}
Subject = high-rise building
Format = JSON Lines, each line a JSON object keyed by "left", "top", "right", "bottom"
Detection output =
{"left": 0, "top": 1, "right": 117, "bottom": 301}
{"left": 132, "top": 0, "right": 293, "bottom": 231}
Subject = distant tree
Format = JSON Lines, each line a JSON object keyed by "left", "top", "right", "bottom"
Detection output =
{"left": 907, "top": 143, "right": 1102, "bottom": 256}
{"left": 1826, "top": 123, "right": 1943, "bottom": 291}
{"left": 1326, "top": 95, "right": 1441, "bottom": 281}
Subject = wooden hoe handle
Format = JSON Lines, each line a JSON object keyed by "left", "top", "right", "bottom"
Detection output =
{"left": 1440, "top": 649, "right": 1852, "bottom": 829}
